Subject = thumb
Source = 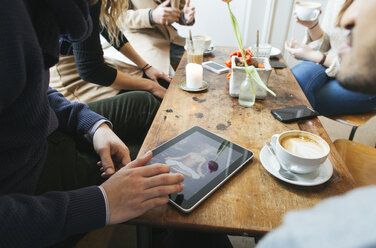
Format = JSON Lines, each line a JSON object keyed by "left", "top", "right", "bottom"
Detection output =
{"left": 161, "top": 0, "right": 170, "bottom": 7}
{"left": 126, "top": 151, "right": 153, "bottom": 169}
{"left": 99, "top": 148, "right": 115, "bottom": 176}
{"left": 185, "top": 0, "right": 190, "bottom": 7}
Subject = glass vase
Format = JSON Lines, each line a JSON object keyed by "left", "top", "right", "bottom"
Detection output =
{"left": 238, "top": 74, "right": 255, "bottom": 107}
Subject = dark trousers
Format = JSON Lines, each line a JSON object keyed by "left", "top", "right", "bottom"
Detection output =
{"left": 36, "top": 91, "right": 160, "bottom": 247}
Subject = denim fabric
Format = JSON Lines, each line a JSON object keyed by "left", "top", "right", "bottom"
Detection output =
{"left": 291, "top": 61, "right": 376, "bottom": 116}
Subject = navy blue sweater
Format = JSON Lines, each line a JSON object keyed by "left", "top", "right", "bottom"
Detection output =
{"left": 0, "top": 0, "right": 107, "bottom": 246}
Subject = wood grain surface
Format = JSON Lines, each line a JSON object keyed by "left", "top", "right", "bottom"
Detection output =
{"left": 132, "top": 47, "right": 356, "bottom": 237}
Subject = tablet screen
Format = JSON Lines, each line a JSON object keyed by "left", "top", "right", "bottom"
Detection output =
{"left": 146, "top": 126, "right": 253, "bottom": 213}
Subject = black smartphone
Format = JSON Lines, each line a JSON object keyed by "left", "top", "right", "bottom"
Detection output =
{"left": 270, "top": 61, "right": 287, "bottom": 69}
{"left": 271, "top": 105, "right": 318, "bottom": 123}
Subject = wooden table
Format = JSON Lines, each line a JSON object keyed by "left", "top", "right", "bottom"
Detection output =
{"left": 133, "top": 47, "right": 356, "bottom": 238}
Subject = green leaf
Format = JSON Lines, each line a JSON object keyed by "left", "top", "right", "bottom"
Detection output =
{"left": 245, "top": 66, "right": 276, "bottom": 96}
{"left": 226, "top": 2, "right": 276, "bottom": 97}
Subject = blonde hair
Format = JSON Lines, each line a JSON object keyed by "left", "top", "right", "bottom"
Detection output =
{"left": 99, "top": 0, "right": 129, "bottom": 46}
{"left": 336, "top": 0, "right": 354, "bottom": 27}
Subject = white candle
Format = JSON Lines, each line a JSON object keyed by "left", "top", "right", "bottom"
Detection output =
{"left": 186, "top": 63, "right": 203, "bottom": 89}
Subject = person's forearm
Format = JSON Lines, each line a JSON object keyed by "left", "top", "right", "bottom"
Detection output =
{"left": 110, "top": 71, "right": 153, "bottom": 91}
{"left": 307, "top": 22, "right": 324, "bottom": 41}
{"left": 119, "top": 42, "right": 148, "bottom": 69}
{"left": 310, "top": 52, "right": 335, "bottom": 68}
{"left": 322, "top": 54, "right": 334, "bottom": 68}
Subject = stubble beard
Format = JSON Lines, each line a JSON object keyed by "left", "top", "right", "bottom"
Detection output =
{"left": 337, "top": 46, "right": 376, "bottom": 94}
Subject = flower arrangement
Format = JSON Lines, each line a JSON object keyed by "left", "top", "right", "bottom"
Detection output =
{"left": 222, "top": 0, "right": 276, "bottom": 97}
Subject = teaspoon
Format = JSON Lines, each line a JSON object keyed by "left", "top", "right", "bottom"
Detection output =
{"left": 265, "top": 142, "right": 297, "bottom": 181}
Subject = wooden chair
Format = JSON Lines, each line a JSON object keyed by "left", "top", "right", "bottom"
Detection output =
{"left": 328, "top": 109, "right": 376, "bottom": 141}
{"left": 334, "top": 139, "right": 376, "bottom": 187}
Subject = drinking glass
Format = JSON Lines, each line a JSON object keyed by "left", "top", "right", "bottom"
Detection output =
{"left": 252, "top": 43, "right": 272, "bottom": 58}
{"left": 186, "top": 37, "right": 205, "bottom": 64}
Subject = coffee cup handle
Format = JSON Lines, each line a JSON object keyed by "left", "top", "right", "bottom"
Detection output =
{"left": 271, "top": 134, "right": 279, "bottom": 150}
{"left": 311, "top": 9, "right": 320, "bottom": 21}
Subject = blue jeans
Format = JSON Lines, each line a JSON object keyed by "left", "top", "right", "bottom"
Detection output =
{"left": 292, "top": 61, "right": 376, "bottom": 116}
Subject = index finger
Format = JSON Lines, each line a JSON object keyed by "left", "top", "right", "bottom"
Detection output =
{"left": 135, "top": 163, "right": 171, "bottom": 177}
{"left": 145, "top": 172, "right": 184, "bottom": 189}
{"left": 186, "top": 0, "right": 190, "bottom": 7}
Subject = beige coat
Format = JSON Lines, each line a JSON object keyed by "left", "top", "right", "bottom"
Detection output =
{"left": 50, "top": 55, "right": 142, "bottom": 103}
{"left": 120, "top": 0, "right": 192, "bottom": 74}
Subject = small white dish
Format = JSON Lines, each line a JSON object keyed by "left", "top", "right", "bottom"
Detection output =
{"left": 204, "top": 46, "right": 216, "bottom": 55}
{"left": 270, "top": 47, "right": 281, "bottom": 57}
{"left": 259, "top": 145, "right": 333, "bottom": 186}
{"left": 179, "top": 81, "right": 208, "bottom": 92}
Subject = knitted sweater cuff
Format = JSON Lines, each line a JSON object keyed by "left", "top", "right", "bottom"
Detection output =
{"left": 65, "top": 186, "right": 106, "bottom": 235}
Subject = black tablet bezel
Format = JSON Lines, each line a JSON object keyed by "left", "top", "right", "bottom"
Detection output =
{"left": 148, "top": 126, "right": 253, "bottom": 213}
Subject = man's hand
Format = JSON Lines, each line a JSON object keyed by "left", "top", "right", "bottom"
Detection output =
{"left": 145, "top": 66, "right": 171, "bottom": 83}
{"left": 183, "top": 0, "right": 195, "bottom": 24}
{"left": 93, "top": 123, "right": 131, "bottom": 178}
{"left": 101, "top": 151, "right": 184, "bottom": 224}
{"left": 152, "top": 0, "right": 181, "bottom": 25}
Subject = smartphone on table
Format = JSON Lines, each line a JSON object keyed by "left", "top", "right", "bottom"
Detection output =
{"left": 202, "top": 61, "right": 230, "bottom": 74}
{"left": 271, "top": 105, "right": 318, "bottom": 123}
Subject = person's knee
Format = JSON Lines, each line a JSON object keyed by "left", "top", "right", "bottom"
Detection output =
{"left": 123, "top": 91, "right": 160, "bottom": 123}
{"left": 292, "top": 61, "right": 329, "bottom": 92}
{"left": 292, "top": 61, "right": 326, "bottom": 80}
{"left": 133, "top": 91, "right": 160, "bottom": 110}
{"left": 118, "top": 91, "right": 159, "bottom": 108}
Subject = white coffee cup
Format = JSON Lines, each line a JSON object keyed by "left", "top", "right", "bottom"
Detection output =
{"left": 271, "top": 130, "right": 330, "bottom": 174}
{"left": 295, "top": 2, "right": 321, "bottom": 21}
{"left": 193, "top": 35, "right": 212, "bottom": 51}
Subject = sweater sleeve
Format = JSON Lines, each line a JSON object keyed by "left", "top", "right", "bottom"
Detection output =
{"left": 303, "top": 30, "right": 340, "bottom": 77}
{"left": 47, "top": 87, "right": 104, "bottom": 137}
{"left": 0, "top": 186, "right": 106, "bottom": 247}
{"left": 304, "top": 30, "right": 331, "bottom": 53}
{"left": 72, "top": 0, "right": 121, "bottom": 86}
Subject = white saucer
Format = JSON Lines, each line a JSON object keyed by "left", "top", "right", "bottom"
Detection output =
{"left": 270, "top": 47, "right": 281, "bottom": 56}
{"left": 179, "top": 81, "right": 208, "bottom": 92}
{"left": 204, "top": 46, "right": 216, "bottom": 55}
{"left": 259, "top": 146, "right": 333, "bottom": 186}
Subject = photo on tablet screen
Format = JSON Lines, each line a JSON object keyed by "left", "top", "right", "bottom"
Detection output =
{"left": 146, "top": 126, "right": 253, "bottom": 212}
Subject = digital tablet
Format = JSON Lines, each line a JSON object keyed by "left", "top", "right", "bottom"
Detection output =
{"left": 146, "top": 126, "right": 253, "bottom": 213}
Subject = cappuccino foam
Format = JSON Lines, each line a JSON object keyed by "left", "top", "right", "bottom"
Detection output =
{"left": 281, "top": 135, "right": 325, "bottom": 159}
{"left": 298, "top": 3, "right": 321, "bottom": 8}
